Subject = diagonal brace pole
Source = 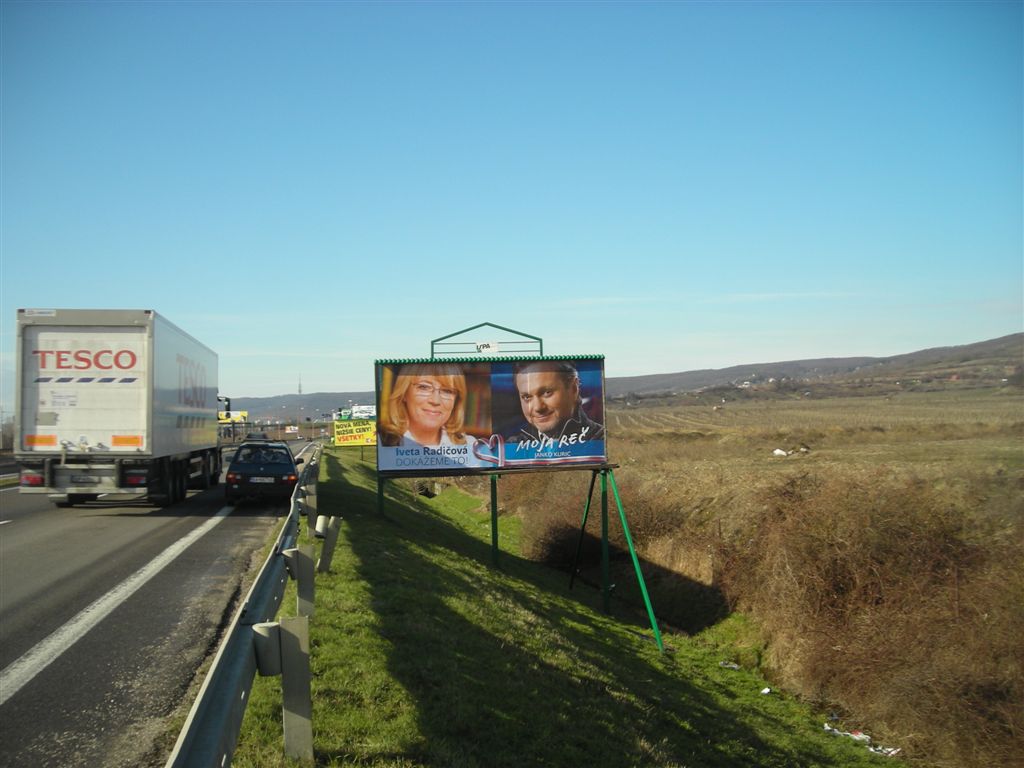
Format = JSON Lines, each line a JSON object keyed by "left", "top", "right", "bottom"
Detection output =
{"left": 569, "top": 470, "right": 599, "bottom": 590}
{"left": 608, "top": 469, "right": 664, "bottom": 653}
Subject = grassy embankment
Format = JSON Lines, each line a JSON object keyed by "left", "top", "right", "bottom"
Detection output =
{"left": 232, "top": 446, "right": 903, "bottom": 768}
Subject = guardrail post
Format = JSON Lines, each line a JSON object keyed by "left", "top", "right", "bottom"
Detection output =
{"left": 249, "top": 619, "right": 313, "bottom": 763}
{"left": 316, "top": 517, "right": 342, "bottom": 573}
{"left": 283, "top": 546, "right": 315, "bottom": 618}
{"left": 253, "top": 622, "right": 282, "bottom": 676}
{"left": 305, "top": 483, "right": 319, "bottom": 537}
{"left": 280, "top": 616, "right": 313, "bottom": 762}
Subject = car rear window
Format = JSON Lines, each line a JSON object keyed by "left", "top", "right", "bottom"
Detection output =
{"left": 237, "top": 447, "right": 292, "bottom": 464}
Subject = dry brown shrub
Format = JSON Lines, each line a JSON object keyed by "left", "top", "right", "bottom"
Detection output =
{"left": 506, "top": 461, "right": 1023, "bottom": 766}
{"left": 717, "top": 470, "right": 1024, "bottom": 768}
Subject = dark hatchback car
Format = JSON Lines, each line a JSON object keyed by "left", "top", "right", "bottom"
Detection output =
{"left": 225, "top": 441, "right": 303, "bottom": 504}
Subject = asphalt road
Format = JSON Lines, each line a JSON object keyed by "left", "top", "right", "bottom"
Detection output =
{"left": 0, "top": 445, "right": 311, "bottom": 767}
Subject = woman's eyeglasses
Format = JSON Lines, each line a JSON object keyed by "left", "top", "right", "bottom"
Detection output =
{"left": 412, "top": 382, "right": 457, "bottom": 402}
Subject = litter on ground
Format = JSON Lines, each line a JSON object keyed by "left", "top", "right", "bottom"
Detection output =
{"left": 823, "top": 723, "right": 901, "bottom": 757}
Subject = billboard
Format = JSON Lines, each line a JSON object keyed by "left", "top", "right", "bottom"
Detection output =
{"left": 218, "top": 410, "right": 249, "bottom": 423}
{"left": 336, "top": 405, "right": 376, "bottom": 421}
{"left": 334, "top": 418, "right": 377, "bottom": 446}
{"left": 352, "top": 404, "right": 377, "bottom": 420}
{"left": 375, "top": 356, "right": 606, "bottom": 476}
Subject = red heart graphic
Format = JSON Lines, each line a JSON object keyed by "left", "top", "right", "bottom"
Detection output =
{"left": 472, "top": 435, "right": 505, "bottom": 467}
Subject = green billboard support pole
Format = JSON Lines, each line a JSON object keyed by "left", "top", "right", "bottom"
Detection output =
{"left": 569, "top": 471, "right": 599, "bottom": 590}
{"left": 608, "top": 470, "right": 664, "bottom": 652}
{"left": 490, "top": 473, "right": 499, "bottom": 567}
{"left": 601, "top": 470, "right": 611, "bottom": 614}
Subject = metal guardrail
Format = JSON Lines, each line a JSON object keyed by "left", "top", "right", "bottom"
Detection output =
{"left": 166, "top": 444, "right": 324, "bottom": 767}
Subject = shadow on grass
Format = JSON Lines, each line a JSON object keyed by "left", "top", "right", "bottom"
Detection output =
{"left": 314, "top": 450, "right": 852, "bottom": 767}
{"left": 545, "top": 525, "right": 731, "bottom": 637}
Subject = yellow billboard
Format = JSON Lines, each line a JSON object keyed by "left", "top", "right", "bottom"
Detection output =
{"left": 218, "top": 410, "right": 249, "bottom": 423}
{"left": 334, "top": 418, "right": 377, "bottom": 446}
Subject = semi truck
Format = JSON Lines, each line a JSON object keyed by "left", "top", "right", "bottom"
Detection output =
{"left": 14, "top": 308, "right": 223, "bottom": 507}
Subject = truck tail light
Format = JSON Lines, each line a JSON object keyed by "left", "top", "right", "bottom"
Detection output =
{"left": 20, "top": 472, "right": 45, "bottom": 487}
{"left": 124, "top": 470, "right": 148, "bottom": 486}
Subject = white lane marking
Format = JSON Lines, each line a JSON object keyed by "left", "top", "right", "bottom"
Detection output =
{"left": 0, "top": 520, "right": 11, "bottom": 526}
{"left": 0, "top": 506, "right": 234, "bottom": 706}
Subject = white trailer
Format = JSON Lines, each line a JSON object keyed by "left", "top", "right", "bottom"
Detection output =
{"left": 14, "top": 309, "right": 222, "bottom": 507}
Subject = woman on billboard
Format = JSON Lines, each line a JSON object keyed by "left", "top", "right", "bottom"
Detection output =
{"left": 379, "top": 363, "right": 477, "bottom": 450}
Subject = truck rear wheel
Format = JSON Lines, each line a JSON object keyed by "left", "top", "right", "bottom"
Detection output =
{"left": 175, "top": 461, "right": 187, "bottom": 503}
{"left": 209, "top": 452, "right": 220, "bottom": 487}
{"left": 197, "top": 455, "right": 212, "bottom": 490}
{"left": 152, "top": 459, "right": 180, "bottom": 507}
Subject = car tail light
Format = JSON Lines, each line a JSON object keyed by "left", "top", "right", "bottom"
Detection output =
{"left": 227, "top": 472, "right": 240, "bottom": 483}
{"left": 20, "top": 472, "right": 45, "bottom": 487}
{"left": 285, "top": 474, "right": 298, "bottom": 483}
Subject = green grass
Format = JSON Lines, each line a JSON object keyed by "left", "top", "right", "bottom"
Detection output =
{"left": 232, "top": 447, "right": 905, "bottom": 767}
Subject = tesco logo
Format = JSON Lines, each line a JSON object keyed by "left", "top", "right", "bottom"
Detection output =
{"left": 177, "top": 353, "right": 207, "bottom": 408}
{"left": 33, "top": 349, "right": 138, "bottom": 371}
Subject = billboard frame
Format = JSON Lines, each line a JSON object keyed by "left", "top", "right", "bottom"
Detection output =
{"left": 368, "top": 346, "right": 664, "bottom": 652}
{"left": 374, "top": 354, "right": 606, "bottom": 478}
{"left": 430, "top": 322, "right": 543, "bottom": 359}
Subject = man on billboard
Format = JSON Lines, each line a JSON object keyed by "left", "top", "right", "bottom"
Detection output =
{"left": 508, "top": 361, "right": 605, "bottom": 445}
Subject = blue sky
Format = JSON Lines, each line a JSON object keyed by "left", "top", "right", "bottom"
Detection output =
{"left": 2, "top": 0, "right": 1021, "bottom": 406}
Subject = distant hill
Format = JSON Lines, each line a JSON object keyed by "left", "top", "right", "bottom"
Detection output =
{"left": 606, "top": 333, "right": 1023, "bottom": 398}
{"left": 848, "top": 333, "right": 1023, "bottom": 377}
{"left": 232, "top": 333, "right": 1023, "bottom": 420}
{"left": 231, "top": 391, "right": 376, "bottom": 423}
{"left": 604, "top": 356, "right": 880, "bottom": 398}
